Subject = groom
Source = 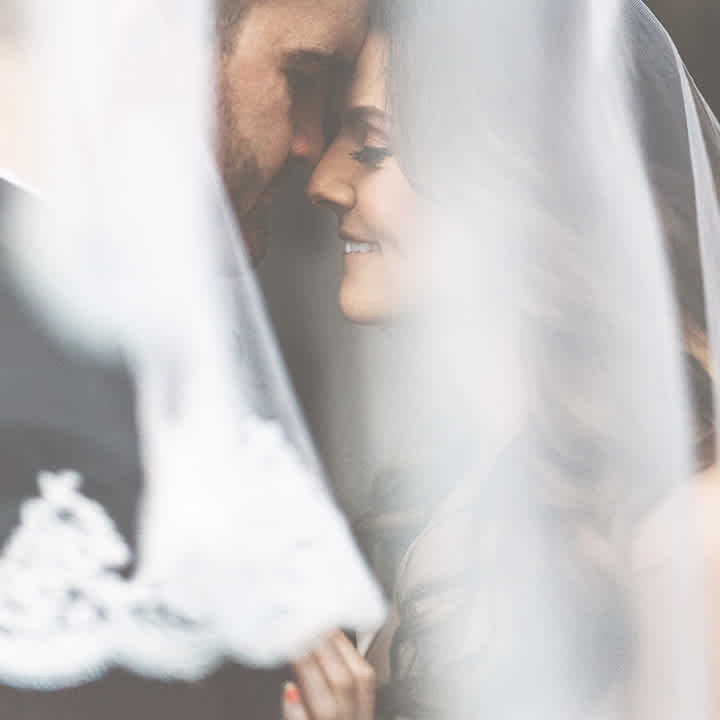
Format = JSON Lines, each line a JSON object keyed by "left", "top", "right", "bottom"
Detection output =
{"left": 215, "top": 0, "right": 368, "bottom": 264}
{"left": 0, "top": 1, "right": 369, "bottom": 718}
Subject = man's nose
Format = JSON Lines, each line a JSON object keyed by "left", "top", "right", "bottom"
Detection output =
{"left": 290, "top": 104, "right": 326, "bottom": 166}
{"left": 290, "top": 86, "right": 327, "bottom": 168}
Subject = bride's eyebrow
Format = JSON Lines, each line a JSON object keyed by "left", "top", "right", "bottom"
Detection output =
{"left": 343, "top": 105, "right": 389, "bottom": 128}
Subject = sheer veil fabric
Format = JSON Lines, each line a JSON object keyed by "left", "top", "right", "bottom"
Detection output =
{"left": 0, "top": 0, "right": 384, "bottom": 689}
{"left": 338, "top": 0, "right": 720, "bottom": 717}
{"left": 1, "top": 0, "right": 720, "bottom": 715}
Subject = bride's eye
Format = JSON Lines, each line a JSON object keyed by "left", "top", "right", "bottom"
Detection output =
{"left": 350, "top": 146, "right": 392, "bottom": 169}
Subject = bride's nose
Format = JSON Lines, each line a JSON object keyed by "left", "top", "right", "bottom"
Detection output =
{"left": 307, "top": 151, "right": 356, "bottom": 215}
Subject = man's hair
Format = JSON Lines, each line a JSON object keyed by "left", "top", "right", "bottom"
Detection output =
{"left": 216, "top": 0, "right": 254, "bottom": 52}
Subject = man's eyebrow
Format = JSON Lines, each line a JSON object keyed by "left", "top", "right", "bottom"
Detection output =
{"left": 283, "top": 49, "right": 350, "bottom": 73}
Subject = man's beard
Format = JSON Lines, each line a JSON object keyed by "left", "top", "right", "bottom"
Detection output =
{"left": 219, "top": 135, "right": 269, "bottom": 266}
{"left": 237, "top": 199, "right": 270, "bottom": 266}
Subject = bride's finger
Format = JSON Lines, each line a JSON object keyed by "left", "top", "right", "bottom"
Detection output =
{"left": 332, "top": 632, "right": 376, "bottom": 720}
{"left": 294, "top": 648, "right": 340, "bottom": 720}
{"left": 311, "top": 635, "right": 355, "bottom": 718}
{"left": 282, "top": 682, "right": 311, "bottom": 720}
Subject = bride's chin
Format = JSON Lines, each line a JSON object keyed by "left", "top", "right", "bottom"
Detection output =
{"left": 338, "top": 281, "right": 390, "bottom": 325}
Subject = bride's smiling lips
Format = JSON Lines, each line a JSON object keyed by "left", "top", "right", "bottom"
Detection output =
{"left": 340, "top": 230, "right": 381, "bottom": 255}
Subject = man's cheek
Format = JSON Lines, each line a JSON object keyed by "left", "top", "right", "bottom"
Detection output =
{"left": 252, "top": 82, "right": 294, "bottom": 166}
{"left": 272, "top": 79, "right": 303, "bottom": 161}
{"left": 260, "top": 130, "right": 295, "bottom": 183}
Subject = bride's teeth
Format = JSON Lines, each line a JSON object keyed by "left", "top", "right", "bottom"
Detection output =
{"left": 345, "top": 241, "right": 377, "bottom": 255}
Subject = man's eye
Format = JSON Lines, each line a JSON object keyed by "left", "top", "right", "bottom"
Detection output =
{"left": 286, "top": 69, "right": 318, "bottom": 99}
{"left": 350, "top": 146, "right": 392, "bottom": 169}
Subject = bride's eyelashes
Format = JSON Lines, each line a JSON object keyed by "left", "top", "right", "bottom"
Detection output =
{"left": 350, "top": 146, "right": 392, "bottom": 169}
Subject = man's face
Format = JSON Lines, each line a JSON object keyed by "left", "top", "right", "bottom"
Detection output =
{"left": 216, "top": 0, "right": 368, "bottom": 263}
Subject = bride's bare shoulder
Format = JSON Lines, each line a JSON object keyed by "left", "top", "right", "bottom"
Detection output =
{"left": 630, "top": 466, "right": 720, "bottom": 719}
{"left": 694, "top": 466, "right": 720, "bottom": 556}
{"left": 631, "top": 467, "right": 720, "bottom": 571}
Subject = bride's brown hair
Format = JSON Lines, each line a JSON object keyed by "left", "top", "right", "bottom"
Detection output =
{"left": 655, "top": 163, "right": 715, "bottom": 469}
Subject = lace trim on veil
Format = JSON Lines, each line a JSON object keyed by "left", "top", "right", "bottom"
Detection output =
{"left": 0, "top": 429, "right": 385, "bottom": 690}
{"left": 0, "top": 470, "right": 221, "bottom": 687}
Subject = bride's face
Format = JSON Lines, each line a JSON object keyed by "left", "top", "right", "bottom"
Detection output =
{"left": 307, "top": 30, "right": 419, "bottom": 324}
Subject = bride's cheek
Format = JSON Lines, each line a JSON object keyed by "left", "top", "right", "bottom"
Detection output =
{"left": 362, "top": 165, "right": 417, "bottom": 258}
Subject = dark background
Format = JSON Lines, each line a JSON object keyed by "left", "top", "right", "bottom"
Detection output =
{"left": 646, "top": 0, "right": 720, "bottom": 112}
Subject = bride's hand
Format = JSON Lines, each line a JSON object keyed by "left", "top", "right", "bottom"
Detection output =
{"left": 282, "top": 630, "right": 376, "bottom": 720}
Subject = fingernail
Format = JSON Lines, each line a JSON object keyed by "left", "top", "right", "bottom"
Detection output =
{"left": 284, "top": 682, "right": 301, "bottom": 704}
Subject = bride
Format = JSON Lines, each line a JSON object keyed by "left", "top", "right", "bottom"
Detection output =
{"left": 282, "top": 1, "right": 720, "bottom": 718}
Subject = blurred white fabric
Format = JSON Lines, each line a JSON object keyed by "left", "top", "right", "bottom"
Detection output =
{"left": 0, "top": 0, "right": 384, "bottom": 689}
